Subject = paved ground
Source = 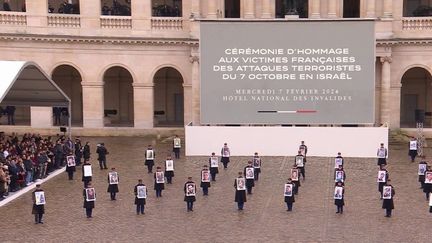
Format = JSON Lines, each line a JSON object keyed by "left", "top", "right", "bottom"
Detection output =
{"left": 0, "top": 136, "right": 430, "bottom": 243}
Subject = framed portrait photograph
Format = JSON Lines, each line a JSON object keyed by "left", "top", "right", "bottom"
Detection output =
{"left": 201, "top": 170, "right": 210, "bottom": 182}
{"left": 165, "top": 160, "right": 174, "bottom": 171}
{"left": 429, "top": 193, "right": 432, "bottom": 206}
{"left": 186, "top": 183, "right": 196, "bottom": 196}
{"left": 156, "top": 171, "right": 165, "bottom": 184}
{"left": 137, "top": 186, "right": 147, "bottom": 199}
{"left": 291, "top": 168, "right": 299, "bottom": 181}
{"left": 66, "top": 155, "right": 76, "bottom": 167}
{"left": 284, "top": 184, "right": 293, "bottom": 197}
{"left": 334, "top": 158, "right": 343, "bottom": 169}
{"left": 410, "top": 141, "right": 417, "bottom": 150}
{"left": 109, "top": 172, "right": 119, "bottom": 185}
{"left": 295, "top": 156, "right": 304, "bottom": 167}
{"left": 425, "top": 172, "right": 432, "bottom": 184}
{"left": 222, "top": 149, "right": 230, "bottom": 157}
{"left": 146, "top": 150, "right": 154, "bottom": 160}
{"left": 210, "top": 157, "right": 219, "bottom": 167}
{"left": 173, "top": 138, "right": 181, "bottom": 148}
{"left": 86, "top": 188, "right": 96, "bottom": 202}
{"left": 253, "top": 158, "right": 261, "bottom": 168}
{"left": 377, "top": 170, "right": 387, "bottom": 183}
{"left": 83, "top": 164, "right": 92, "bottom": 177}
{"left": 418, "top": 164, "right": 427, "bottom": 175}
{"left": 377, "top": 148, "right": 386, "bottom": 158}
{"left": 236, "top": 178, "right": 246, "bottom": 191}
{"left": 382, "top": 186, "right": 392, "bottom": 199}
{"left": 335, "top": 171, "right": 344, "bottom": 182}
{"left": 35, "top": 191, "right": 46, "bottom": 205}
{"left": 334, "top": 186, "right": 343, "bottom": 200}
{"left": 245, "top": 167, "right": 254, "bottom": 179}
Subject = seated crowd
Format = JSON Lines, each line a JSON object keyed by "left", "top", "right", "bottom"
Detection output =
{"left": 0, "top": 132, "right": 75, "bottom": 201}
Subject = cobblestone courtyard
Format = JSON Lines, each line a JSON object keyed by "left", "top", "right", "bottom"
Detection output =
{"left": 0, "top": 136, "right": 430, "bottom": 243}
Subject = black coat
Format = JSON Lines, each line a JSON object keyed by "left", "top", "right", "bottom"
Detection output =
{"left": 154, "top": 173, "right": 165, "bottom": 190}
{"left": 66, "top": 164, "right": 76, "bottom": 172}
{"left": 31, "top": 189, "right": 45, "bottom": 214}
{"left": 83, "top": 189, "right": 95, "bottom": 209}
{"left": 184, "top": 181, "right": 196, "bottom": 202}
{"left": 107, "top": 175, "right": 119, "bottom": 193}
{"left": 83, "top": 144, "right": 91, "bottom": 160}
{"left": 234, "top": 178, "right": 247, "bottom": 203}
{"left": 96, "top": 146, "right": 108, "bottom": 161}
{"left": 382, "top": 186, "right": 395, "bottom": 210}
{"left": 134, "top": 184, "right": 147, "bottom": 205}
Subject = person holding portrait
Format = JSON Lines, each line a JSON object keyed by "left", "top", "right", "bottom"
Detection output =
{"left": 234, "top": 172, "right": 247, "bottom": 210}
{"left": 31, "top": 184, "right": 45, "bottom": 224}
{"left": 382, "top": 180, "right": 395, "bottom": 217}
{"left": 200, "top": 165, "right": 211, "bottom": 196}
{"left": 107, "top": 168, "right": 119, "bottom": 200}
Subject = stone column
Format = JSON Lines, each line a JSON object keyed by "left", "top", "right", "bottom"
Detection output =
{"left": 244, "top": 0, "right": 256, "bottom": 19}
{"left": 25, "top": 0, "right": 47, "bottom": 27}
{"left": 133, "top": 83, "right": 154, "bottom": 128}
{"left": 191, "top": 0, "right": 201, "bottom": 18}
{"left": 79, "top": 0, "right": 99, "bottom": 29}
{"left": 190, "top": 49, "right": 200, "bottom": 125}
{"left": 380, "top": 56, "right": 392, "bottom": 126}
{"left": 183, "top": 84, "right": 193, "bottom": 126}
{"left": 366, "top": 0, "right": 376, "bottom": 18}
{"left": 261, "top": 0, "right": 271, "bottom": 18}
{"left": 207, "top": 0, "right": 217, "bottom": 19}
{"left": 310, "top": 0, "right": 321, "bottom": 18}
{"left": 382, "top": 0, "right": 393, "bottom": 18}
{"left": 390, "top": 85, "right": 402, "bottom": 129}
{"left": 327, "top": 0, "right": 337, "bottom": 18}
{"left": 132, "top": 0, "right": 151, "bottom": 31}
{"left": 82, "top": 82, "right": 104, "bottom": 128}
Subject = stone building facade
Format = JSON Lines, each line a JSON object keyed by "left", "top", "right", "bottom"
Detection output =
{"left": 0, "top": 0, "right": 431, "bottom": 130}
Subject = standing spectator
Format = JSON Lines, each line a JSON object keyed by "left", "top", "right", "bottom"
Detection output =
{"left": 0, "top": 165, "right": 7, "bottom": 200}
{"left": 6, "top": 106, "right": 15, "bottom": 125}
{"left": 53, "top": 107, "right": 62, "bottom": 126}
{"left": 107, "top": 168, "right": 119, "bottom": 200}
{"left": 184, "top": 177, "right": 196, "bottom": 212}
{"left": 134, "top": 179, "right": 146, "bottom": 215}
{"left": 23, "top": 155, "right": 34, "bottom": 185}
{"left": 382, "top": 180, "right": 395, "bottom": 217}
{"left": 32, "top": 184, "right": 45, "bottom": 224}
{"left": 83, "top": 142, "right": 91, "bottom": 161}
{"left": 234, "top": 172, "right": 247, "bottom": 210}
{"left": 220, "top": 143, "right": 230, "bottom": 169}
{"left": 74, "top": 138, "right": 83, "bottom": 166}
{"left": 54, "top": 140, "right": 64, "bottom": 169}
{"left": 409, "top": 137, "right": 418, "bottom": 162}
{"left": 96, "top": 143, "right": 109, "bottom": 170}
{"left": 3, "top": 0, "right": 11, "bottom": 11}
{"left": 172, "top": 134, "right": 181, "bottom": 159}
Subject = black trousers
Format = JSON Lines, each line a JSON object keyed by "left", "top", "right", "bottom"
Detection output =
{"left": 34, "top": 214, "right": 43, "bottom": 223}
{"left": 67, "top": 171, "right": 74, "bottom": 180}
{"left": 186, "top": 201, "right": 194, "bottom": 211}
{"left": 386, "top": 208, "right": 392, "bottom": 217}
{"left": 110, "top": 192, "right": 116, "bottom": 200}
{"left": 99, "top": 160, "right": 107, "bottom": 169}
{"left": 136, "top": 204, "right": 145, "bottom": 214}
{"left": 337, "top": 205, "right": 343, "bottom": 213}
{"left": 147, "top": 164, "right": 153, "bottom": 173}
{"left": 286, "top": 202, "right": 293, "bottom": 211}
{"left": 85, "top": 208, "right": 93, "bottom": 218}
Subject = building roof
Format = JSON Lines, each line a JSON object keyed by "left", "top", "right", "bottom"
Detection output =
{"left": 0, "top": 61, "right": 70, "bottom": 107}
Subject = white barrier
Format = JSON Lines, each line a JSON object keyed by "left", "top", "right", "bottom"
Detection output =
{"left": 185, "top": 126, "right": 388, "bottom": 158}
